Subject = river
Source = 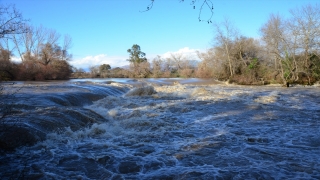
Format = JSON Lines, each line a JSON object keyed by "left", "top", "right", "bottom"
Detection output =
{"left": 0, "top": 78, "right": 319, "bottom": 179}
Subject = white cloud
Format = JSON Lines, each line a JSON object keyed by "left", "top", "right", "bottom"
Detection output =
{"left": 70, "top": 54, "right": 128, "bottom": 69}
{"left": 11, "top": 56, "right": 22, "bottom": 63}
{"left": 160, "top": 47, "right": 201, "bottom": 60}
{"left": 11, "top": 54, "right": 129, "bottom": 70}
{"left": 15, "top": 47, "right": 204, "bottom": 70}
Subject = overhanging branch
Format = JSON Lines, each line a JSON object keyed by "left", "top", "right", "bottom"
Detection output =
{"left": 141, "top": 0, "right": 214, "bottom": 23}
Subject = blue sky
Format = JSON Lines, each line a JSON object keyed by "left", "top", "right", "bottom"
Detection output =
{"left": 2, "top": 0, "right": 319, "bottom": 69}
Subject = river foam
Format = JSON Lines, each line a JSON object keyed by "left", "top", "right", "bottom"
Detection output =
{"left": 0, "top": 79, "right": 319, "bottom": 179}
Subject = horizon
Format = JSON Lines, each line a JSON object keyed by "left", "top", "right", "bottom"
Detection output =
{"left": 2, "top": 0, "right": 319, "bottom": 69}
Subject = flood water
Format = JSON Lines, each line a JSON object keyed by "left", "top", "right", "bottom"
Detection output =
{"left": 0, "top": 78, "right": 319, "bottom": 179}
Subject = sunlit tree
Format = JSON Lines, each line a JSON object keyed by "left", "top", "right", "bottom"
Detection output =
{"left": 127, "top": 44, "right": 147, "bottom": 65}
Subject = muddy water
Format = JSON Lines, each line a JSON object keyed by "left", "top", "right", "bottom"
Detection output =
{"left": 0, "top": 79, "right": 319, "bottom": 179}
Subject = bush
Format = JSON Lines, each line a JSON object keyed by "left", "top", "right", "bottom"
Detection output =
{"left": 15, "top": 60, "right": 72, "bottom": 80}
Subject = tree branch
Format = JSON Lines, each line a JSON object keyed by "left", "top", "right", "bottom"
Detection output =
{"left": 141, "top": 0, "right": 214, "bottom": 23}
{"left": 140, "top": 0, "right": 155, "bottom": 12}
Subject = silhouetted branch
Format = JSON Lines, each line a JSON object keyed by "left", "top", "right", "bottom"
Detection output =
{"left": 0, "top": 4, "right": 29, "bottom": 39}
{"left": 197, "top": 0, "right": 214, "bottom": 23}
{"left": 142, "top": 0, "right": 214, "bottom": 23}
{"left": 140, "top": 0, "right": 155, "bottom": 12}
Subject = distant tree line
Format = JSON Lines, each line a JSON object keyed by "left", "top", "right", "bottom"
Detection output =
{"left": 0, "top": 4, "right": 72, "bottom": 81}
{"left": 71, "top": 44, "right": 199, "bottom": 79}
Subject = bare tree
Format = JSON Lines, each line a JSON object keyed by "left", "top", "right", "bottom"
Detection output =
{"left": 196, "top": 49, "right": 216, "bottom": 78}
{"left": 12, "top": 25, "right": 67, "bottom": 62}
{"left": 179, "top": 59, "right": 195, "bottom": 78}
{"left": 213, "top": 18, "right": 239, "bottom": 78}
{"left": 62, "top": 34, "right": 72, "bottom": 61}
{"left": 169, "top": 53, "right": 197, "bottom": 77}
{"left": 0, "top": 4, "right": 28, "bottom": 39}
{"left": 0, "top": 4, "right": 28, "bottom": 80}
{"left": 168, "top": 53, "right": 184, "bottom": 71}
{"left": 260, "top": 14, "right": 291, "bottom": 84}
{"left": 288, "top": 4, "right": 320, "bottom": 83}
{"left": 151, "top": 55, "right": 164, "bottom": 78}
{"left": 0, "top": 49, "right": 17, "bottom": 80}
{"left": 89, "top": 65, "right": 100, "bottom": 78}
{"left": 6, "top": 24, "right": 73, "bottom": 80}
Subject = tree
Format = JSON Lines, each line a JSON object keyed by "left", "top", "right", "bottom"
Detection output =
{"left": 231, "top": 36, "right": 265, "bottom": 82}
{"left": 259, "top": 8, "right": 320, "bottom": 85}
{"left": 260, "top": 14, "right": 290, "bottom": 84}
{"left": 0, "top": 49, "right": 17, "bottom": 80}
{"left": 89, "top": 65, "right": 100, "bottom": 78}
{"left": 288, "top": 4, "right": 320, "bottom": 84}
{"left": 213, "top": 18, "right": 239, "bottom": 78}
{"left": 151, "top": 55, "right": 164, "bottom": 78}
{"left": 5, "top": 25, "right": 74, "bottom": 80}
{"left": 196, "top": 48, "right": 218, "bottom": 78}
{"left": 0, "top": 4, "right": 28, "bottom": 39}
{"left": 0, "top": 4, "right": 30, "bottom": 151}
{"left": 99, "top": 64, "right": 111, "bottom": 78}
{"left": 127, "top": 44, "right": 147, "bottom": 65}
{"left": 0, "top": 4, "right": 28, "bottom": 80}
{"left": 127, "top": 44, "right": 149, "bottom": 77}
{"left": 165, "top": 53, "right": 196, "bottom": 77}
{"left": 129, "top": 61, "right": 151, "bottom": 78}
{"left": 99, "top": 64, "right": 111, "bottom": 72}
{"left": 39, "top": 43, "right": 70, "bottom": 66}
{"left": 71, "top": 67, "right": 86, "bottom": 78}
{"left": 12, "top": 25, "right": 72, "bottom": 63}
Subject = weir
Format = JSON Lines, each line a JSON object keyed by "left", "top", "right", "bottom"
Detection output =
{"left": 0, "top": 81, "right": 130, "bottom": 150}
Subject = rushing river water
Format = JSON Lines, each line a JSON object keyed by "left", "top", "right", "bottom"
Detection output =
{"left": 0, "top": 79, "right": 319, "bottom": 179}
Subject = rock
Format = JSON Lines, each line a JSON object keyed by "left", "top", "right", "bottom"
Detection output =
{"left": 97, "top": 155, "right": 111, "bottom": 165}
{"left": 139, "top": 145, "right": 155, "bottom": 154}
{"left": 143, "top": 161, "right": 163, "bottom": 172}
{"left": 173, "top": 81, "right": 180, "bottom": 85}
{"left": 127, "top": 110, "right": 142, "bottom": 118}
{"left": 191, "top": 88, "right": 210, "bottom": 97}
{"left": 125, "top": 86, "right": 157, "bottom": 96}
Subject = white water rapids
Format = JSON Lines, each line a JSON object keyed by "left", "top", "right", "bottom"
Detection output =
{"left": 0, "top": 79, "right": 319, "bottom": 179}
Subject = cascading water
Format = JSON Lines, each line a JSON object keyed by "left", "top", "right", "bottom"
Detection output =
{"left": 0, "top": 79, "right": 319, "bottom": 179}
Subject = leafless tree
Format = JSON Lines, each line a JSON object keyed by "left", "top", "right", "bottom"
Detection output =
{"left": 168, "top": 53, "right": 184, "bottom": 71}
{"left": 12, "top": 25, "right": 70, "bottom": 63}
{"left": 179, "top": 59, "right": 195, "bottom": 77}
{"left": 0, "top": 4, "right": 28, "bottom": 39}
{"left": 151, "top": 55, "right": 164, "bottom": 78}
{"left": 129, "top": 61, "right": 151, "bottom": 78}
{"left": 0, "top": 4, "right": 28, "bottom": 81}
{"left": 2, "top": 24, "right": 73, "bottom": 80}
{"left": 260, "top": 5, "right": 320, "bottom": 85}
{"left": 288, "top": 4, "right": 320, "bottom": 83}
{"left": 213, "top": 18, "right": 239, "bottom": 78}
{"left": 196, "top": 49, "right": 216, "bottom": 78}
{"left": 89, "top": 65, "right": 100, "bottom": 78}
{"left": 260, "top": 14, "right": 291, "bottom": 84}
